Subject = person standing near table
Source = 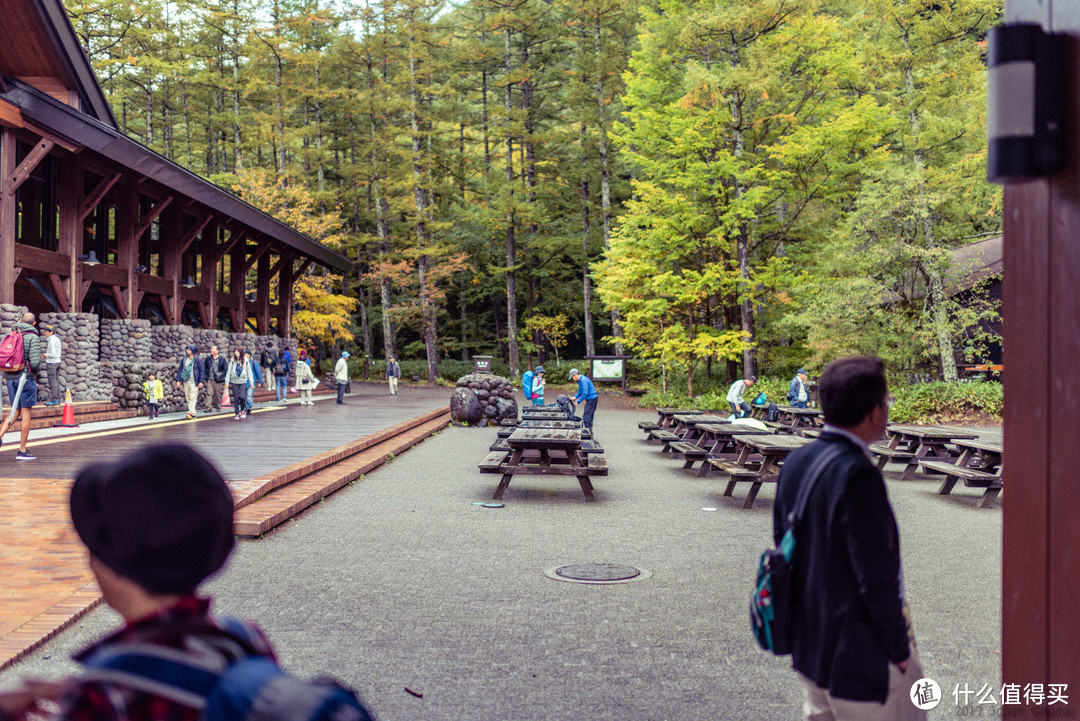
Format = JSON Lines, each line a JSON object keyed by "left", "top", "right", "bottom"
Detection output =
{"left": 773, "top": 356, "right": 922, "bottom": 720}
{"left": 568, "top": 367, "right": 598, "bottom": 433}
{"left": 174, "top": 344, "right": 205, "bottom": 420}
{"left": 726, "top": 375, "right": 756, "bottom": 418}
{"left": 787, "top": 367, "right": 810, "bottom": 408}
{"left": 386, "top": 355, "right": 401, "bottom": 395}
{"left": 335, "top": 352, "right": 350, "bottom": 404}
{"left": 41, "top": 324, "right": 64, "bottom": 405}
{"left": 203, "top": 344, "right": 227, "bottom": 413}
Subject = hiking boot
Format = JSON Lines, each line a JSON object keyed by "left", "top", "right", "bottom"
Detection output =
{"left": 16, "top": 451, "right": 36, "bottom": 461}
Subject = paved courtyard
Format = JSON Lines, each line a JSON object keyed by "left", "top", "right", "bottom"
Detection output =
{"left": 0, "top": 405, "right": 1001, "bottom": 720}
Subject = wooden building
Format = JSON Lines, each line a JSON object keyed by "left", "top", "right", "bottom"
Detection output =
{"left": 0, "top": 0, "right": 353, "bottom": 338}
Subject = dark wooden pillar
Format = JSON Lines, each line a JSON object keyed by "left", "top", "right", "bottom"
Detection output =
{"left": 115, "top": 179, "right": 137, "bottom": 319}
{"left": 201, "top": 221, "right": 217, "bottom": 329}
{"left": 159, "top": 202, "right": 181, "bottom": 326}
{"left": 1002, "top": 0, "right": 1080, "bottom": 696}
{"left": 281, "top": 256, "right": 294, "bottom": 339}
{"left": 57, "top": 153, "right": 80, "bottom": 311}
{"left": 231, "top": 239, "right": 246, "bottom": 332}
{"left": 257, "top": 252, "right": 271, "bottom": 335}
{"left": 0, "top": 127, "right": 16, "bottom": 305}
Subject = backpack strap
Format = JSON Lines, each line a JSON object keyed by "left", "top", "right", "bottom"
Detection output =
{"left": 784, "top": 442, "right": 845, "bottom": 533}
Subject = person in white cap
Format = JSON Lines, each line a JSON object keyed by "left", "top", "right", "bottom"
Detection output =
{"left": 335, "top": 352, "right": 351, "bottom": 404}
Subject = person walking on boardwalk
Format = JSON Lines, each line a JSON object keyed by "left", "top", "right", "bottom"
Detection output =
{"left": 203, "top": 344, "right": 227, "bottom": 413}
{"left": 295, "top": 350, "right": 316, "bottom": 405}
{"left": 174, "top": 343, "right": 204, "bottom": 420}
{"left": 244, "top": 350, "right": 262, "bottom": 414}
{"left": 260, "top": 343, "right": 275, "bottom": 391}
{"left": 568, "top": 367, "right": 598, "bottom": 433}
{"left": 226, "top": 346, "right": 251, "bottom": 420}
{"left": 787, "top": 367, "right": 811, "bottom": 409}
{"left": 335, "top": 351, "right": 350, "bottom": 404}
{"left": 773, "top": 356, "right": 923, "bottom": 720}
{"left": 143, "top": 371, "right": 164, "bottom": 419}
{"left": 0, "top": 443, "right": 275, "bottom": 721}
{"left": 0, "top": 312, "right": 42, "bottom": 460}
{"left": 726, "top": 375, "right": 756, "bottom": 418}
{"left": 272, "top": 345, "right": 288, "bottom": 403}
{"left": 386, "top": 355, "right": 401, "bottom": 395}
{"left": 41, "top": 324, "right": 64, "bottom": 405}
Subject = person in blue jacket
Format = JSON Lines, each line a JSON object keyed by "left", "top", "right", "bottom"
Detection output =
{"left": 568, "top": 367, "right": 598, "bottom": 433}
{"left": 788, "top": 367, "right": 810, "bottom": 408}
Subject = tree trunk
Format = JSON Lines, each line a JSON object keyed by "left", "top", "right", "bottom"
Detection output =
{"left": 580, "top": 122, "right": 595, "bottom": 358}
{"left": 504, "top": 27, "right": 520, "bottom": 378}
{"left": 595, "top": 15, "right": 622, "bottom": 355}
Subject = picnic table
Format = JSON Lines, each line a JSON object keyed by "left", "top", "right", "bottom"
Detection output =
{"left": 874, "top": 424, "right": 978, "bottom": 480}
{"left": 521, "top": 409, "right": 569, "bottom": 420}
{"left": 773, "top": 406, "right": 823, "bottom": 434}
{"left": 919, "top": 437, "right": 1003, "bottom": 508}
{"left": 656, "top": 408, "right": 701, "bottom": 428}
{"left": 496, "top": 419, "right": 590, "bottom": 439}
{"left": 671, "top": 414, "right": 731, "bottom": 441}
{"left": 706, "top": 434, "right": 810, "bottom": 508}
{"left": 478, "top": 427, "right": 607, "bottom": 501}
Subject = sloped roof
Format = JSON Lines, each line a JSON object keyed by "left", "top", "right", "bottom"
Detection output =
{"left": 1, "top": 0, "right": 116, "bottom": 127}
{"left": 945, "top": 235, "right": 1002, "bottom": 295}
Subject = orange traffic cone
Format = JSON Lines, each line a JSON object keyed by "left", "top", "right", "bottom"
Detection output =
{"left": 221, "top": 386, "right": 230, "bottom": 407}
{"left": 55, "top": 388, "right": 79, "bottom": 428}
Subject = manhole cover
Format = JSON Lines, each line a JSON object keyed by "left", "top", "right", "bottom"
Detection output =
{"left": 544, "top": 563, "right": 652, "bottom": 584}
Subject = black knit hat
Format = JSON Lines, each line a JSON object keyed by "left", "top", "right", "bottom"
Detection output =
{"left": 70, "top": 443, "right": 235, "bottom": 595}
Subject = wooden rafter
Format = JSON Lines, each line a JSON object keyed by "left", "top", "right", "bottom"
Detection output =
{"left": 243, "top": 243, "right": 270, "bottom": 273}
{"left": 216, "top": 228, "right": 247, "bottom": 260}
{"left": 47, "top": 273, "right": 70, "bottom": 313}
{"left": 110, "top": 285, "right": 129, "bottom": 319}
{"left": 5, "top": 137, "right": 55, "bottom": 196}
{"left": 292, "top": 258, "right": 313, "bottom": 282}
{"left": 77, "top": 172, "right": 121, "bottom": 222}
{"left": 132, "top": 195, "right": 174, "bottom": 240}
{"left": 179, "top": 214, "right": 213, "bottom": 255}
{"left": 267, "top": 255, "right": 288, "bottom": 279}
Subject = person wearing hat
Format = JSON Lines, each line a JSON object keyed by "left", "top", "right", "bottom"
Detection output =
{"left": 530, "top": 366, "right": 546, "bottom": 406}
{"left": 335, "top": 351, "right": 351, "bottom": 404}
{"left": 0, "top": 443, "right": 276, "bottom": 720}
{"left": 788, "top": 367, "right": 811, "bottom": 408}
{"left": 568, "top": 368, "right": 598, "bottom": 433}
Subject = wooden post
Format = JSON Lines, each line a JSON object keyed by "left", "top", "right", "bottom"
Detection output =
{"left": 231, "top": 235, "right": 246, "bottom": 332}
{"left": 1002, "top": 0, "right": 1080, "bottom": 695}
{"left": 257, "top": 252, "right": 270, "bottom": 335}
{"left": 281, "top": 255, "right": 294, "bottom": 339}
{"left": 202, "top": 220, "right": 217, "bottom": 329}
{"left": 57, "top": 153, "right": 79, "bottom": 311}
{"left": 159, "top": 202, "right": 181, "bottom": 326}
{"left": 115, "top": 179, "right": 137, "bottom": 319}
{"left": 0, "top": 127, "right": 16, "bottom": 305}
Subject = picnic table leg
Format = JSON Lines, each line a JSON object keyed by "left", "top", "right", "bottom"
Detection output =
{"left": 937, "top": 474, "right": 961, "bottom": 496}
{"left": 493, "top": 473, "right": 513, "bottom": 499}
{"left": 978, "top": 484, "right": 1001, "bottom": 508}
{"left": 744, "top": 482, "right": 763, "bottom": 509}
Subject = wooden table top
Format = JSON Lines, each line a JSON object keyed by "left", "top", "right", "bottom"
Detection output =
{"left": 673, "top": 414, "right": 730, "bottom": 425}
{"left": 953, "top": 438, "right": 1003, "bottom": 454}
{"left": 888, "top": 425, "right": 978, "bottom": 440}
{"left": 778, "top": 406, "right": 822, "bottom": 417}
{"left": 733, "top": 434, "right": 811, "bottom": 452}
{"left": 518, "top": 419, "right": 578, "bottom": 428}
{"left": 697, "top": 423, "right": 771, "bottom": 436}
{"left": 507, "top": 427, "right": 582, "bottom": 449}
{"left": 657, "top": 408, "right": 702, "bottom": 416}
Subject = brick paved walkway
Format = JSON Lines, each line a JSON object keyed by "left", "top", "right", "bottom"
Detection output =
{"left": 0, "top": 385, "right": 450, "bottom": 670}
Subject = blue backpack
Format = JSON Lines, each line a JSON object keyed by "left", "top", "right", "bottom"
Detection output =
{"left": 521, "top": 370, "right": 535, "bottom": 400}
{"left": 83, "top": 619, "right": 374, "bottom": 721}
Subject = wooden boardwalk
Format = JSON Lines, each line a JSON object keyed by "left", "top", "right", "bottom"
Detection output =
{"left": 0, "top": 385, "right": 450, "bottom": 670}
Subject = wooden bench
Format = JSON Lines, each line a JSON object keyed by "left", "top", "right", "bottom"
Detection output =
{"left": 917, "top": 459, "right": 1002, "bottom": 508}
{"left": 479, "top": 451, "right": 509, "bottom": 473}
{"left": 763, "top": 421, "right": 791, "bottom": 433}
{"left": 638, "top": 420, "right": 661, "bottom": 432}
{"left": 587, "top": 454, "right": 609, "bottom": 474}
{"left": 668, "top": 441, "right": 711, "bottom": 469}
{"left": 707, "top": 459, "right": 774, "bottom": 509}
{"left": 801, "top": 429, "right": 821, "bottom": 439}
{"left": 870, "top": 443, "right": 917, "bottom": 472}
{"left": 649, "top": 429, "right": 681, "bottom": 448}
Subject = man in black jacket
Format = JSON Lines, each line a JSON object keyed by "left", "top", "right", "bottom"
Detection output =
{"left": 203, "top": 344, "right": 228, "bottom": 412}
{"left": 773, "top": 356, "right": 925, "bottom": 720}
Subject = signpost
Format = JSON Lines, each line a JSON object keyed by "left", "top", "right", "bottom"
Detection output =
{"left": 473, "top": 355, "right": 493, "bottom": 374}
{"left": 586, "top": 355, "right": 630, "bottom": 393}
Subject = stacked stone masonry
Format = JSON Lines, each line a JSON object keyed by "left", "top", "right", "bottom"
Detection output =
{"left": 1, "top": 304, "right": 298, "bottom": 414}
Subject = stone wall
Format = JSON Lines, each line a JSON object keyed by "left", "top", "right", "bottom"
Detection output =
{"left": 0, "top": 304, "right": 296, "bottom": 410}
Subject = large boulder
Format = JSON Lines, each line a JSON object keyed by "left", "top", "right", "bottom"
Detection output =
{"left": 451, "top": 372, "right": 518, "bottom": 426}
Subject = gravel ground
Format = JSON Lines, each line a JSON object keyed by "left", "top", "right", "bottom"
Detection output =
{"left": 1, "top": 406, "right": 1001, "bottom": 720}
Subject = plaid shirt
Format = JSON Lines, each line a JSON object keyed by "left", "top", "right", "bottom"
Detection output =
{"left": 56, "top": 597, "right": 273, "bottom": 721}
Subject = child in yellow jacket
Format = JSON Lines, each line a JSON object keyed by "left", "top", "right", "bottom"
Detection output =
{"left": 143, "top": 372, "right": 165, "bottom": 419}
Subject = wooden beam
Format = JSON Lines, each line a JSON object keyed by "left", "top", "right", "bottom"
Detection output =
{"left": 0, "top": 128, "right": 16, "bottom": 304}
{"left": 58, "top": 154, "right": 79, "bottom": 311}
{"left": 179, "top": 214, "right": 212, "bottom": 255}
{"left": 110, "top": 285, "right": 129, "bottom": 319}
{"left": 115, "top": 179, "right": 137, "bottom": 319}
{"left": 216, "top": 228, "right": 247, "bottom": 261}
{"left": 0, "top": 99, "right": 22, "bottom": 129}
{"left": 76, "top": 279, "right": 91, "bottom": 308}
{"left": 78, "top": 172, "right": 121, "bottom": 223}
{"left": 292, "top": 258, "right": 313, "bottom": 282}
{"left": 48, "top": 274, "right": 70, "bottom": 313}
{"left": 132, "top": 195, "right": 174, "bottom": 241}
{"left": 256, "top": 253, "right": 271, "bottom": 335}
{"left": 242, "top": 243, "right": 270, "bottom": 273}
{"left": 267, "top": 255, "right": 287, "bottom": 279}
{"left": 196, "top": 301, "right": 212, "bottom": 330}
{"left": 5, "top": 137, "right": 55, "bottom": 196}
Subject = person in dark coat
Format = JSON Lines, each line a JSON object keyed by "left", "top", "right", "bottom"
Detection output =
{"left": 174, "top": 343, "right": 205, "bottom": 420}
{"left": 773, "top": 356, "right": 924, "bottom": 720}
{"left": 203, "top": 345, "right": 228, "bottom": 413}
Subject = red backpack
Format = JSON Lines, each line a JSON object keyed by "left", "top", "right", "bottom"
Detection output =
{"left": 0, "top": 329, "right": 28, "bottom": 373}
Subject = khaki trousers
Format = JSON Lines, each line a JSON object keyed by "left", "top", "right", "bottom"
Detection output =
{"left": 799, "top": 652, "right": 927, "bottom": 721}
{"left": 182, "top": 379, "right": 199, "bottom": 415}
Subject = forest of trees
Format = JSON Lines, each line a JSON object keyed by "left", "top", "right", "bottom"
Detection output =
{"left": 64, "top": 0, "right": 1004, "bottom": 390}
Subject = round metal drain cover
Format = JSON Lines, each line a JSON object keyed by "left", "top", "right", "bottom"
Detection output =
{"left": 544, "top": 563, "right": 651, "bottom": 584}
